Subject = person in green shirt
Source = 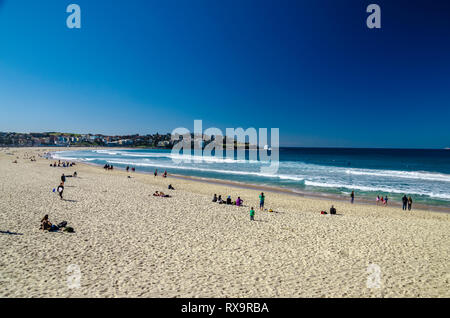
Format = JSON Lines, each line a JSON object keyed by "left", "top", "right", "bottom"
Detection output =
{"left": 259, "top": 192, "right": 265, "bottom": 211}
{"left": 250, "top": 207, "right": 255, "bottom": 221}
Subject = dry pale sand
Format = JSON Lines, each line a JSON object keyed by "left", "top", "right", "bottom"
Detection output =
{"left": 0, "top": 147, "right": 449, "bottom": 298}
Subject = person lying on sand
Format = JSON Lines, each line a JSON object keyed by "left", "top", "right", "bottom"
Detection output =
{"left": 40, "top": 215, "right": 73, "bottom": 232}
{"left": 152, "top": 191, "right": 171, "bottom": 198}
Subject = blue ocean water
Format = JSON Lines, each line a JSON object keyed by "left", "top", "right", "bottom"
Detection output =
{"left": 51, "top": 148, "right": 450, "bottom": 206}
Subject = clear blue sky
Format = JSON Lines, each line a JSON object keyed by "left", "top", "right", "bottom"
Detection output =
{"left": 0, "top": 0, "right": 449, "bottom": 148}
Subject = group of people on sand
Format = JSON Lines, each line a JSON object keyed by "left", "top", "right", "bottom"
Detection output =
{"left": 376, "top": 195, "right": 389, "bottom": 206}
{"left": 153, "top": 169, "right": 168, "bottom": 178}
{"left": 104, "top": 164, "right": 114, "bottom": 170}
{"left": 349, "top": 190, "right": 414, "bottom": 211}
{"left": 212, "top": 192, "right": 271, "bottom": 221}
{"left": 321, "top": 205, "right": 337, "bottom": 215}
{"left": 126, "top": 166, "right": 136, "bottom": 172}
{"left": 50, "top": 160, "right": 76, "bottom": 167}
{"left": 212, "top": 194, "right": 244, "bottom": 206}
{"left": 402, "top": 195, "right": 413, "bottom": 211}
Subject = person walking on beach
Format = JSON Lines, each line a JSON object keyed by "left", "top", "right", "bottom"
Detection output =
{"left": 402, "top": 195, "right": 408, "bottom": 210}
{"left": 250, "top": 207, "right": 255, "bottom": 221}
{"left": 61, "top": 173, "right": 66, "bottom": 185}
{"left": 376, "top": 195, "right": 380, "bottom": 205}
{"left": 126, "top": 166, "right": 129, "bottom": 172}
{"left": 57, "top": 182, "right": 64, "bottom": 200}
{"left": 384, "top": 195, "right": 388, "bottom": 206}
{"left": 259, "top": 192, "right": 265, "bottom": 211}
{"left": 154, "top": 169, "right": 158, "bottom": 177}
{"left": 408, "top": 197, "right": 413, "bottom": 211}
{"left": 350, "top": 191, "right": 355, "bottom": 204}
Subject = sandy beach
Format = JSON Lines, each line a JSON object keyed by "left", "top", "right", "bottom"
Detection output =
{"left": 0, "top": 147, "right": 449, "bottom": 298}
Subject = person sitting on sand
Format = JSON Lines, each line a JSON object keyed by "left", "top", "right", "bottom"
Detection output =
{"left": 226, "top": 196, "right": 232, "bottom": 205}
{"left": 73, "top": 171, "right": 77, "bottom": 178}
{"left": 330, "top": 205, "right": 336, "bottom": 215}
{"left": 218, "top": 195, "right": 224, "bottom": 204}
{"left": 212, "top": 194, "right": 218, "bottom": 202}
{"left": 236, "top": 197, "right": 243, "bottom": 206}
{"left": 40, "top": 215, "right": 52, "bottom": 231}
{"left": 168, "top": 184, "right": 175, "bottom": 190}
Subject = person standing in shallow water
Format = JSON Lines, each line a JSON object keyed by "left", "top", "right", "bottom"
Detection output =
{"left": 350, "top": 191, "right": 355, "bottom": 204}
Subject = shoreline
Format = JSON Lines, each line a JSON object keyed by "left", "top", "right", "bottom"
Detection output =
{"left": 47, "top": 148, "right": 450, "bottom": 214}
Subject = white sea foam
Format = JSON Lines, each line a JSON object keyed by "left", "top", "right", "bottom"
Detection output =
{"left": 304, "top": 180, "right": 450, "bottom": 200}
{"left": 345, "top": 168, "right": 450, "bottom": 183}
